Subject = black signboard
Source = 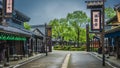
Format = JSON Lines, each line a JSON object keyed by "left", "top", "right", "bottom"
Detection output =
{"left": 91, "top": 10, "right": 101, "bottom": 31}
{"left": 4, "top": 0, "right": 14, "bottom": 17}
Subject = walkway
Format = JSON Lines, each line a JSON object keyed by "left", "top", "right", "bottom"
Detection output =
{"left": 90, "top": 52, "right": 120, "bottom": 68}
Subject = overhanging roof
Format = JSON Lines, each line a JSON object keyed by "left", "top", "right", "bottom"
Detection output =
{"left": 106, "top": 16, "right": 117, "bottom": 24}
{"left": 114, "top": 3, "right": 120, "bottom": 11}
{"left": 105, "top": 3, "right": 120, "bottom": 38}
{"left": 0, "top": 25, "right": 32, "bottom": 37}
{"left": 105, "top": 26, "right": 120, "bottom": 37}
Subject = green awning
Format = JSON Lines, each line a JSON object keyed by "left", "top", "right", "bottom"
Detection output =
{"left": 0, "top": 33, "right": 26, "bottom": 41}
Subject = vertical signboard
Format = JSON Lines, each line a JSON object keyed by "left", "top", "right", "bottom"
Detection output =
{"left": 5, "top": 0, "right": 14, "bottom": 16}
{"left": 46, "top": 25, "right": 52, "bottom": 52}
{"left": 47, "top": 28, "right": 52, "bottom": 37}
{"left": 91, "top": 10, "right": 101, "bottom": 31}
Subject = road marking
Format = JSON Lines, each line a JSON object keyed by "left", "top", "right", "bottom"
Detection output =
{"left": 61, "top": 53, "right": 71, "bottom": 68}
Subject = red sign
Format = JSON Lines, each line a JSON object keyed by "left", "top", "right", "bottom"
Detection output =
{"left": 91, "top": 10, "right": 101, "bottom": 30}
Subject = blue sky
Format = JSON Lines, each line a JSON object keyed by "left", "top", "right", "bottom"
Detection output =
{"left": 14, "top": 0, "right": 120, "bottom": 25}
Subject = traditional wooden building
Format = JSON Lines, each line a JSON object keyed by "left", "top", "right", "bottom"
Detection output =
{"left": 32, "top": 28, "right": 44, "bottom": 53}
{"left": 105, "top": 4, "right": 120, "bottom": 59}
{"left": 31, "top": 25, "right": 52, "bottom": 52}
{"left": 0, "top": 1, "right": 33, "bottom": 62}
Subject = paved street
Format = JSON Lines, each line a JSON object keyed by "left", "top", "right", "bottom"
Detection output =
{"left": 17, "top": 51, "right": 70, "bottom": 68}
{"left": 68, "top": 51, "right": 112, "bottom": 68}
{"left": 17, "top": 51, "right": 112, "bottom": 68}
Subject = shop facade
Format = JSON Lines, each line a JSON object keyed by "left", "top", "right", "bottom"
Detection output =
{"left": 104, "top": 4, "right": 120, "bottom": 59}
{"left": 0, "top": 8, "right": 32, "bottom": 62}
{"left": 32, "top": 28, "right": 44, "bottom": 53}
{"left": 31, "top": 25, "right": 52, "bottom": 52}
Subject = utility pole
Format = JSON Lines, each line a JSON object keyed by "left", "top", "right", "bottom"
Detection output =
{"left": 102, "top": 0, "right": 105, "bottom": 66}
{"left": 45, "top": 23, "right": 48, "bottom": 56}
{"left": 86, "top": 24, "right": 90, "bottom": 52}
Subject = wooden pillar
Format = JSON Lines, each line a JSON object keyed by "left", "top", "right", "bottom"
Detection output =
{"left": 98, "top": 39, "right": 100, "bottom": 48}
{"left": 90, "top": 40, "right": 92, "bottom": 51}
{"left": 107, "top": 38, "right": 110, "bottom": 54}
{"left": 93, "top": 38, "right": 94, "bottom": 52}
{"left": 93, "top": 39, "right": 94, "bottom": 52}
{"left": 118, "top": 37, "right": 120, "bottom": 59}
{"left": 86, "top": 24, "right": 90, "bottom": 52}
{"left": 90, "top": 40, "right": 92, "bottom": 52}
{"left": 35, "top": 38, "right": 37, "bottom": 53}
{"left": 6, "top": 41, "right": 9, "bottom": 62}
{"left": 116, "top": 37, "right": 120, "bottom": 59}
{"left": 31, "top": 39, "right": 33, "bottom": 54}
{"left": 91, "top": 39, "right": 93, "bottom": 52}
{"left": 95, "top": 38, "right": 96, "bottom": 51}
{"left": 108, "top": 38, "right": 110, "bottom": 55}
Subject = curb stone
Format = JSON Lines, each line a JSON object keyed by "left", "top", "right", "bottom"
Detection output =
{"left": 89, "top": 52, "right": 120, "bottom": 68}
{"left": 4, "top": 54, "right": 46, "bottom": 68}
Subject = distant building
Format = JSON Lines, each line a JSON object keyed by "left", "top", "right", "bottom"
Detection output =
{"left": 31, "top": 24, "right": 52, "bottom": 52}
{"left": 32, "top": 28, "right": 44, "bottom": 53}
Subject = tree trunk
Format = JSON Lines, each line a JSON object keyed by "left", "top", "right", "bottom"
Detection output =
{"left": 77, "top": 28, "right": 79, "bottom": 47}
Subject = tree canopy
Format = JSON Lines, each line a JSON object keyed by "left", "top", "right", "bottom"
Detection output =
{"left": 49, "top": 10, "right": 90, "bottom": 45}
{"left": 24, "top": 22, "right": 31, "bottom": 30}
{"left": 105, "top": 7, "right": 116, "bottom": 20}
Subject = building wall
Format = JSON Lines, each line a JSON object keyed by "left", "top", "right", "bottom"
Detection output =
{"left": 117, "top": 11, "right": 120, "bottom": 22}
{"left": 15, "top": 41, "right": 24, "bottom": 55}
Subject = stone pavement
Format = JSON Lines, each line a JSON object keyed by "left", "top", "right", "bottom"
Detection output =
{"left": 17, "top": 50, "right": 69, "bottom": 68}
{"left": 89, "top": 52, "right": 120, "bottom": 68}
{"left": 1, "top": 51, "right": 120, "bottom": 68}
{"left": 1, "top": 53, "right": 46, "bottom": 68}
{"left": 68, "top": 51, "right": 112, "bottom": 68}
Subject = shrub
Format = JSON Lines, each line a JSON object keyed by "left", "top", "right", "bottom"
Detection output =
{"left": 80, "top": 45, "right": 86, "bottom": 51}
{"left": 54, "top": 45, "right": 61, "bottom": 50}
{"left": 94, "top": 48, "right": 98, "bottom": 52}
{"left": 70, "top": 48, "right": 76, "bottom": 51}
{"left": 53, "top": 45, "right": 87, "bottom": 51}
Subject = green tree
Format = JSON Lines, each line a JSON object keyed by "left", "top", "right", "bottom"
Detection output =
{"left": 49, "top": 11, "right": 89, "bottom": 46}
{"left": 49, "top": 19, "right": 60, "bottom": 39}
{"left": 67, "top": 11, "right": 88, "bottom": 47}
{"left": 105, "top": 7, "right": 116, "bottom": 19}
{"left": 24, "top": 22, "right": 31, "bottom": 30}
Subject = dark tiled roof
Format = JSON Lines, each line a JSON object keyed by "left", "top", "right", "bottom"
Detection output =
{"left": 106, "top": 3, "right": 120, "bottom": 25}
{"left": 33, "top": 28, "right": 44, "bottom": 36}
{"left": 114, "top": 3, "right": 120, "bottom": 11}
{"left": 105, "top": 26, "right": 120, "bottom": 37}
{"left": 31, "top": 25, "right": 45, "bottom": 35}
{"left": 14, "top": 10, "right": 30, "bottom": 22}
{"left": 0, "top": 25, "right": 32, "bottom": 37}
{"left": 105, "top": 26, "right": 120, "bottom": 34}
{"left": 106, "top": 16, "right": 117, "bottom": 24}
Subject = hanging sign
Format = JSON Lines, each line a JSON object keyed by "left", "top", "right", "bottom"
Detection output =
{"left": 4, "top": 0, "right": 14, "bottom": 17}
{"left": 91, "top": 10, "right": 101, "bottom": 31}
{"left": 46, "top": 25, "right": 52, "bottom": 37}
